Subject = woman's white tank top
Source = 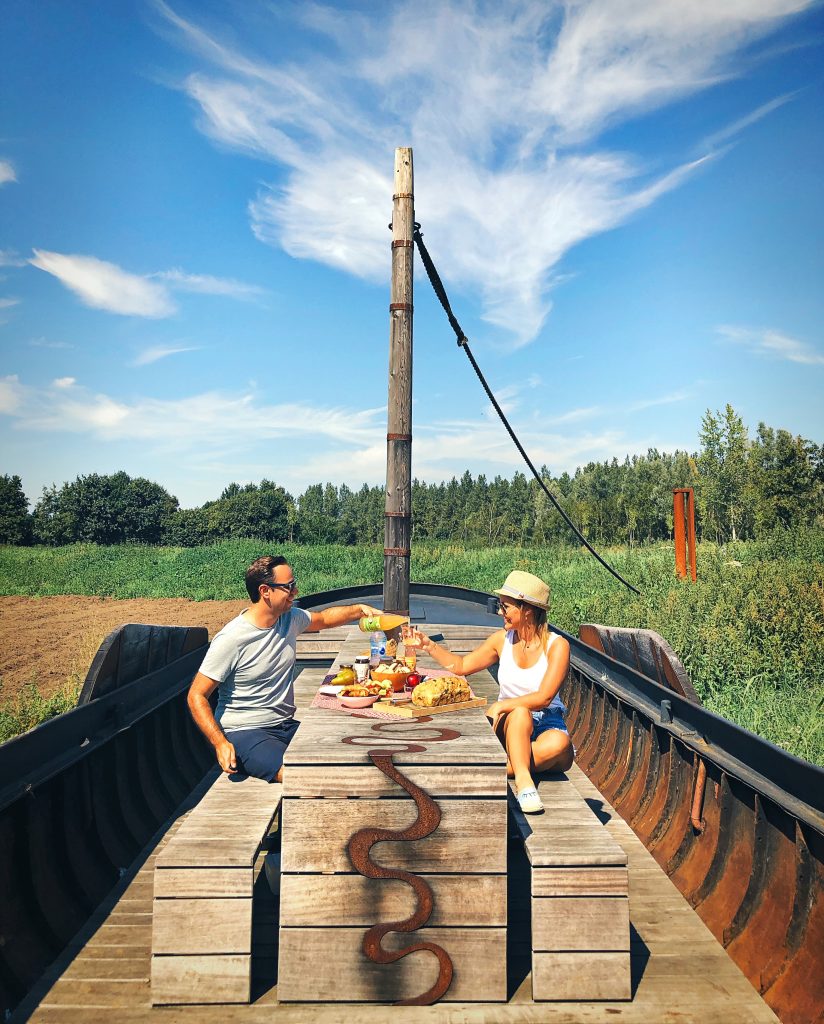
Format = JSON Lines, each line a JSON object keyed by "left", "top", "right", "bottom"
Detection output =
{"left": 498, "top": 630, "right": 565, "bottom": 711}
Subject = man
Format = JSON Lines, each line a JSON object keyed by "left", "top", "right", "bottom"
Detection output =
{"left": 188, "top": 554, "right": 380, "bottom": 782}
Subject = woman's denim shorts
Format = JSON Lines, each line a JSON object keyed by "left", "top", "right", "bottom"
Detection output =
{"left": 531, "top": 706, "right": 569, "bottom": 736}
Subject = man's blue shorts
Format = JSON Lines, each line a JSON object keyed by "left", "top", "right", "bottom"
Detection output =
{"left": 224, "top": 719, "right": 300, "bottom": 783}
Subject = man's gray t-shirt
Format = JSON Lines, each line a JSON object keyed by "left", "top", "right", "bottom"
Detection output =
{"left": 199, "top": 607, "right": 312, "bottom": 731}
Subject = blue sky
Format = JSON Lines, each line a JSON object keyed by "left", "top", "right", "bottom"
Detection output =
{"left": 2, "top": 0, "right": 822, "bottom": 510}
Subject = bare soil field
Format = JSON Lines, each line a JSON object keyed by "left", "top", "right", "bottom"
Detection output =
{"left": 0, "top": 596, "right": 246, "bottom": 699}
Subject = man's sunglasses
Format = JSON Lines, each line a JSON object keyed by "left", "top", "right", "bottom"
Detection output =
{"left": 263, "top": 578, "right": 298, "bottom": 593}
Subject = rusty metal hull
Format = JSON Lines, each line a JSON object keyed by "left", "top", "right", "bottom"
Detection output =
{"left": 0, "top": 633, "right": 214, "bottom": 1018}
{"left": 565, "top": 656, "right": 824, "bottom": 1024}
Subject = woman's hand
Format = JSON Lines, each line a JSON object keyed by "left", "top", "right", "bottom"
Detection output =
{"left": 486, "top": 700, "right": 505, "bottom": 733}
{"left": 411, "top": 627, "right": 434, "bottom": 653}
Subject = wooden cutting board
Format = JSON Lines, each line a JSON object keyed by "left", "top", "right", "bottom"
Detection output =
{"left": 374, "top": 695, "right": 488, "bottom": 717}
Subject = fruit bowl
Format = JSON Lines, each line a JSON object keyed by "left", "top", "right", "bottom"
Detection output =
{"left": 338, "top": 694, "right": 379, "bottom": 709}
{"left": 371, "top": 666, "right": 411, "bottom": 692}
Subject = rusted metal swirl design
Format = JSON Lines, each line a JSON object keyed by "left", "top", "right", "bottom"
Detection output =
{"left": 342, "top": 720, "right": 461, "bottom": 754}
{"left": 346, "top": 750, "right": 454, "bottom": 1005}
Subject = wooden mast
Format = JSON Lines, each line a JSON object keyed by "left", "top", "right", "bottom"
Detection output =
{"left": 383, "top": 147, "right": 414, "bottom": 615}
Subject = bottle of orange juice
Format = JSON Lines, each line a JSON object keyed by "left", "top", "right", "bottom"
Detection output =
{"left": 358, "top": 613, "right": 409, "bottom": 633}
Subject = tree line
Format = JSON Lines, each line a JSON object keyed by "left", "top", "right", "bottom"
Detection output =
{"left": 2, "top": 406, "right": 821, "bottom": 548}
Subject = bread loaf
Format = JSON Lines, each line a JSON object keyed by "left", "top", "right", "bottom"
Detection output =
{"left": 412, "top": 675, "right": 471, "bottom": 707}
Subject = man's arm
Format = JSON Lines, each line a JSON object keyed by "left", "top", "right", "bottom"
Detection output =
{"left": 306, "top": 603, "right": 382, "bottom": 632}
{"left": 187, "top": 671, "right": 237, "bottom": 773}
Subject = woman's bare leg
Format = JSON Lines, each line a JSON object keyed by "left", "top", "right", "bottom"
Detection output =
{"left": 500, "top": 706, "right": 537, "bottom": 792}
{"left": 531, "top": 729, "right": 574, "bottom": 773}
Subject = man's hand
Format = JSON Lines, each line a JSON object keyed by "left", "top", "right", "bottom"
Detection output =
{"left": 358, "top": 604, "right": 382, "bottom": 618}
{"left": 215, "top": 738, "right": 237, "bottom": 774}
{"left": 309, "top": 603, "right": 384, "bottom": 631}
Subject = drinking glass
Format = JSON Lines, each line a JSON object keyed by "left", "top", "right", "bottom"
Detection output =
{"left": 401, "top": 624, "right": 421, "bottom": 649}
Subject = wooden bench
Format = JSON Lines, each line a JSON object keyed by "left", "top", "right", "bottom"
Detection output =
{"left": 150, "top": 770, "right": 282, "bottom": 1005}
{"left": 508, "top": 773, "right": 631, "bottom": 1001}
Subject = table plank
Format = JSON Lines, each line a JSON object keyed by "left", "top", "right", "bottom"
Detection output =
{"left": 278, "top": 927, "right": 507, "bottom": 1003}
{"left": 284, "top": 713, "right": 505, "bottom": 766}
{"left": 286, "top": 764, "right": 506, "bottom": 798}
{"left": 280, "top": 873, "right": 506, "bottom": 926}
{"left": 281, "top": 797, "right": 507, "bottom": 873}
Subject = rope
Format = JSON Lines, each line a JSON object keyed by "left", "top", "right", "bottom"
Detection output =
{"left": 412, "top": 224, "right": 640, "bottom": 596}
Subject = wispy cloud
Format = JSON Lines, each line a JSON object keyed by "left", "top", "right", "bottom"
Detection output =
{"left": 29, "top": 250, "right": 176, "bottom": 318}
{"left": 717, "top": 324, "right": 824, "bottom": 365}
{"left": 0, "top": 298, "right": 20, "bottom": 309}
{"left": 700, "top": 93, "right": 797, "bottom": 151}
{"left": 155, "top": 269, "right": 266, "bottom": 300}
{"left": 29, "top": 337, "right": 74, "bottom": 350}
{"left": 132, "top": 344, "right": 200, "bottom": 366}
{"left": 0, "top": 375, "right": 24, "bottom": 414}
{"left": 0, "top": 372, "right": 687, "bottom": 502}
{"left": 0, "top": 249, "right": 27, "bottom": 268}
{"left": 156, "top": 0, "right": 813, "bottom": 347}
{"left": 28, "top": 250, "right": 267, "bottom": 318}
{"left": 0, "top": 160, "right": 17, "bottom": 186}
{"left": 0, "top": 375, "right": 385, "bottom": 449}
{"left": 628, "top": 389, "right": 691, "bottom": 412}
{"left": 484, "top": 374, "right": 543, "bottom": 418}
{"left": 546, "top": 405, "right": 605, "bottom": 425}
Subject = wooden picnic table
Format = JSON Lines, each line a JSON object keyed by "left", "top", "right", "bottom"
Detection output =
{"left": 278, "top": 630, "right": 509, "bottom": 1003}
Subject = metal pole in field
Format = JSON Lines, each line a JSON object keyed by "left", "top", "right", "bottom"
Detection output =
{"left": 673, "top": 489, "right": 687, "bottom": 579}
{"left": 673, "top": 487, "right": 697, "bottom": 581}
{"left": 383, "top": 147, "right": 414, "bottom": 615}
{"left": 686, "top": 487, "right": 697, "bottom": 582}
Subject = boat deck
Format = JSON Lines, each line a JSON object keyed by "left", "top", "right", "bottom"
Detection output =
{"left": 12, "top": 626, "right": 777, "bottom": 1023}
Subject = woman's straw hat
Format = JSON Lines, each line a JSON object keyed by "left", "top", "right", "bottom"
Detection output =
{"left": 493, "top": 570, "right": 550, "bottom": 610}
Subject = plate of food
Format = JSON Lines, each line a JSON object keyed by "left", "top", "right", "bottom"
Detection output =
{"left": 337, "top": 684, "right": 380, "bottom": 709}
{"left": 319, "top": 684, "right": 345, "bottom": 696}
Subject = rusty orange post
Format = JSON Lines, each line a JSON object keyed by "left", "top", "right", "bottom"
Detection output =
{"left": 673, "top": 488, "right": 697, "bottom": 581}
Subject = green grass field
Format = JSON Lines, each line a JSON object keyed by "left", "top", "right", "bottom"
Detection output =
{"left": 1, "top": 532, "right": 822, "bottom": 764}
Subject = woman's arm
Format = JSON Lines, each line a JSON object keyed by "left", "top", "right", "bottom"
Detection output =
{"left": 412, "top": 628, "right": 503, "bottom": 676}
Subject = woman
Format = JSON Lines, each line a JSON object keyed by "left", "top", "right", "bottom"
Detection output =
{"left": 411, "top": 570, "right": 573, "bottom": 814}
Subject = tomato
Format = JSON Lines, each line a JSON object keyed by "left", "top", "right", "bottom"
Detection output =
{"left": 407, "top": 673, "right": 422, "bottom": 688}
